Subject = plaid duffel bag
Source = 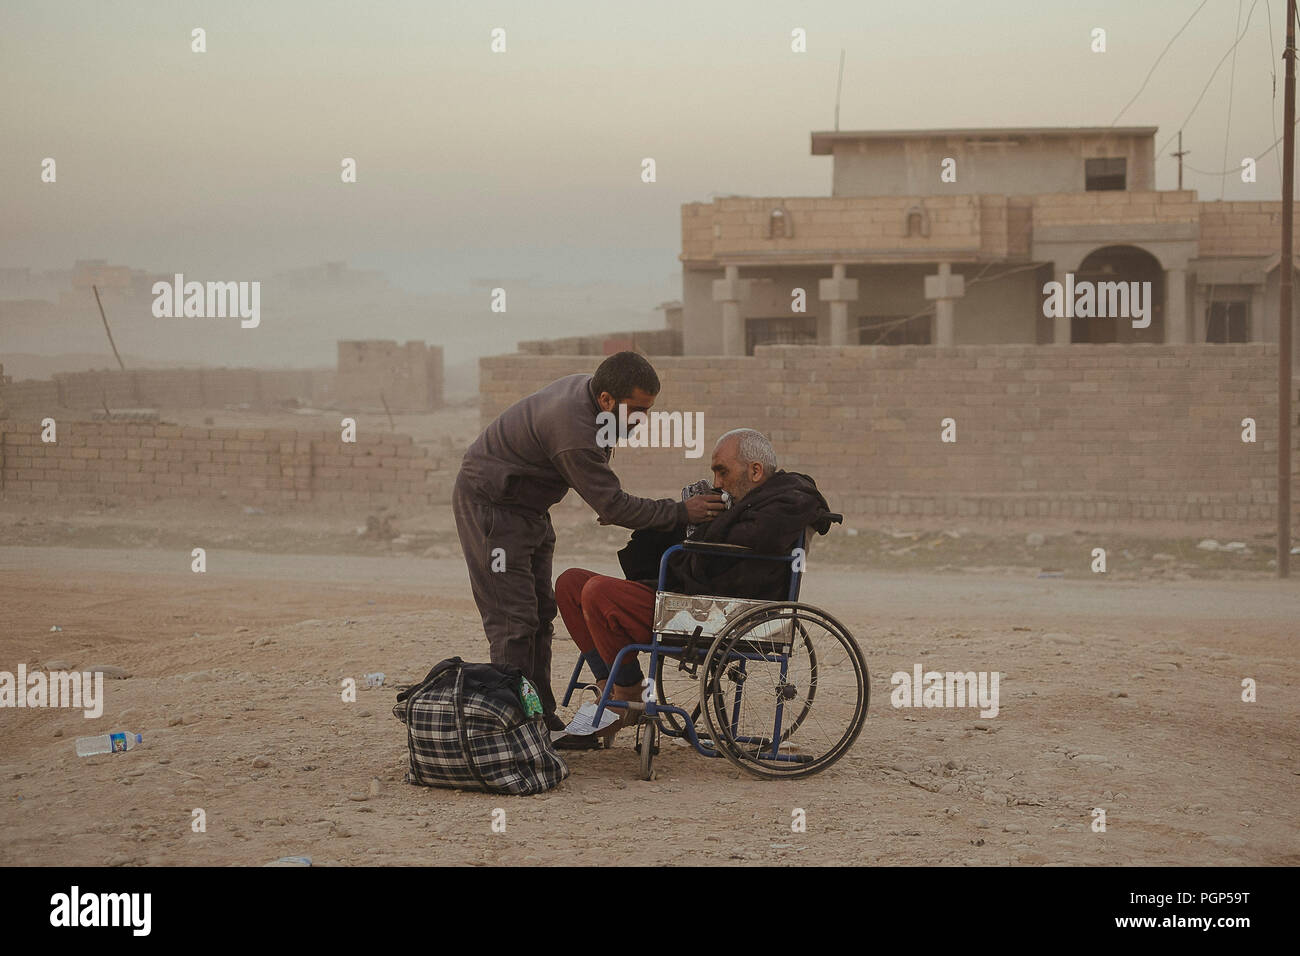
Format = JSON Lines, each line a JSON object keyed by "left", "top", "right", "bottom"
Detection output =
{"left": 393, "top": 657, "right": 568, "bottom": 795}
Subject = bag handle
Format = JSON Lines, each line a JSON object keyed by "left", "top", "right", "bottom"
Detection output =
{"left": 452, "top": 664, "right": 509, "bottom": 795}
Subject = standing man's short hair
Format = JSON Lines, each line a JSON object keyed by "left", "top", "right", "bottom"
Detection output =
{"left": 593, "top": 351, "right": 660, "bottom": 401}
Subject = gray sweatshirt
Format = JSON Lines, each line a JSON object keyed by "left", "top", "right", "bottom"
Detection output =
{"left": 458, "top": 373, "right": 687, "bottom": 530}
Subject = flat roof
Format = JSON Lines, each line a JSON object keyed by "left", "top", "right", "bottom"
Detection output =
{"left": 811, "top": 127, "right": 1158, "bottom": 154}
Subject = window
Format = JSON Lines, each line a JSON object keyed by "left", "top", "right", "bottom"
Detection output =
{"left": 904, "top": 204, "right": 930, "bottom": 238}
{"left": 768, "top": 207, "right": 792, "bottom": 239}
{"left": 1206, "top": 301, "right": 1249, "bottom": 343}
{"left": 745, "top": 316, "right": 816, "bottom": 354}
{"left": 857, "top": 315, "right": 932, "bottom": 346}
{"left": 1085, "top": 157, "right": 1127, "bottom": 191}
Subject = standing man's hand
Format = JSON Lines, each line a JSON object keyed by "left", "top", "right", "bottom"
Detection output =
{"left": 684, "top": 493, "right": 725, "bottom": 523}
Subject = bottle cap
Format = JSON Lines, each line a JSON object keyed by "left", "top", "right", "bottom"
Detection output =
{"left": 135, "top": 734, "right": 142, "bottom": 742}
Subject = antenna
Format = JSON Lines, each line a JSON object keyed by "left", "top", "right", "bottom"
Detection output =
{"left": 834, "top": 49, "right": 845, "bottom": 131}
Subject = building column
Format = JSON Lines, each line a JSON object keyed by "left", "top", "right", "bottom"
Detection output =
{"left": 818, "top": 262, "right": 860, "bottom": 346}
{"left": 1249, "top": 283, "right": 1265, "bottom": 342}
{"left": 1051, "top": 266, "right": 1072, "bottom": 344}
{"left": 924, "top": 262, "right": 965, "bottom": 347}
{"left": 1163, "top": 267, "right": 1188, "bottom": 343}
{"left": 711, "top": 265, "right": 750, "bottom": 356}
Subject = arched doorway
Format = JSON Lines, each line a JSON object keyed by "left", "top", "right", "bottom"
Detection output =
{"left": 1073, "top": 245, "right": 1164, "bottom": 343}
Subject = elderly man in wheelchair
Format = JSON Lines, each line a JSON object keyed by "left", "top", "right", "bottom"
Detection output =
{"left": 555, "top": 428, "right": 868, "bottom": 779}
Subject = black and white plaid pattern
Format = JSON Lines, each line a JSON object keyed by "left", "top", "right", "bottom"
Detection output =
{"left": 395, "top": 664, "right": 568, "bottom": 795}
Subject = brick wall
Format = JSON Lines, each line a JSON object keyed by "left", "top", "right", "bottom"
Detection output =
{"left": 1031, "top": 190, "right": 1199, "bottom": 226}
{"left": 518, "top": 329, "right": 681, "bottom": 356}
{"left": 0, "top": 422, "right": 443, "bottom": 506}
{"left": 335, "top": 340, "right": 443, "bottom": 412}
{"left": 480, "top": 344, "right": 1300, "bottom": 524}
{"left": 1198, "top": 201, "right": 1300, "bottom": 257}
{"left": 0, "top": 368, "right": 336, "bottom": 418}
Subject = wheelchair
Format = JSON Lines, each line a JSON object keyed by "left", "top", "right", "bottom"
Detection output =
{"left": 559, "top": 519, "right": 870, "bottom": 780}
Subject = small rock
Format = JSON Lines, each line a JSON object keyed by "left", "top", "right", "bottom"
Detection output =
{"left": 1150, "top": 662, "right": 1180, "bottom": 672}
{"left": 53, "top": 728, "right": 63, "bottom": 738}
{"left": 1151, "top": 552, "right": 1175, "bottom": 561}
{"left": 1208, "top": 835, "right": 1247, "bottom": 849}
{"left": 252, "top": 756, "right": 271, "bottom": 769}
{"left": 982, "top": 789, "right": 1001, "bottom": 805}
{"left": 252, "top": 637, "right": 273, "bottom": 648}
{"left": 1003, "top": 823, "right": 1028, "bottom": 834}
{"left": 1043, "top": 633, "right": 1080, "bottom": 645}
{"left": 975, "top": 818, "right": 993, "bottom": 829}
{"left": 168, "top": 716, "right": 184, "bottom": 727}
{"left": 1108, "top": 690, "right": 1128, "bottom": 698}
{"left": 44, "top": 660, "right": 73, "bottom": 671}
{"left": 356, "top": 710, "right": 372, "bottom": 718}
{"left": 182, "top": 670, "right": 216, "bottom": 683}
{"left": 85, "top": 665, "right": 131, "bottom": 679}
{"left": 348, "top": 794, "right": 369, "bottom": 802}
{"left": 1196, "top": 539, "right": 1220, "bottom": 551}
{"left": 235, "top": 626, "right": 250, "bottom": 633}
{"left": 368, "top": 778, "right": 381, "bottom": 797}
{"left": 938, "top": 782, "right": 959, "bottom": 795}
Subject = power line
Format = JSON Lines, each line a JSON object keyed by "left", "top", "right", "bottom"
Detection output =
{"left": 1268, "top": 0, "right": 1283, "bottom": 182}
{"left": 1109, "top": 0, "right": 1213, "bottom": 130}
{"left": 1220, "top": 0, "right": 1246, "bottom": 199}
{"left": 1155, "top": 0, "right": 1263, "bottom": 159}
{"left": 1181, "top": 112, "right": 1300, "bottom": 175}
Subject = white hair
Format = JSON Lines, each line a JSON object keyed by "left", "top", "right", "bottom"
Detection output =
{"left": 715, "top": 428, "right": 777, "bottom": 474}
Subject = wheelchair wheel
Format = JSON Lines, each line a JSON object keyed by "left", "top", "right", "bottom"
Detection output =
{"left": 652, "top": 646, "right": 707, "bottom": 738}
{"left": 699, "top": 602, "right": 868, "bottom": 779}
{"left": 637, "top": 720, "right": 658, "bottom": 780}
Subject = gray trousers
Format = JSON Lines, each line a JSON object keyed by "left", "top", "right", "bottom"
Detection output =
{"left": 451, "top": 472, "right": 559, "bottom": 716}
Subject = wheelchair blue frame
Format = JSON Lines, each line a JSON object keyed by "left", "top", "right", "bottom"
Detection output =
{"left": 559, "top": 530, "right": 809, "bottom": 763}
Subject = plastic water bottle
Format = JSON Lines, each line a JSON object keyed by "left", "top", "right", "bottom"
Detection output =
{"left": 75, "top": 732, "right": 142, "bottom": 757}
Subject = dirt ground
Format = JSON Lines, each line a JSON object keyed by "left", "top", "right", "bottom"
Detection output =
{"left": 1, "top": 495, "right": 1298, "bottom": 867}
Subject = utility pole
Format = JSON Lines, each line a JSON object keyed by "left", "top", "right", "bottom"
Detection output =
{"left": 1171, "top": 131, "right": 1189, "bottom": 190}
{"left": 1279, "top": 0, "right": 1295, "bottom": 578}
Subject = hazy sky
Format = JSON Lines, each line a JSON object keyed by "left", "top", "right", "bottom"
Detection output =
{"left": 2, "top": 0, "right": 1296, "bottom": 353}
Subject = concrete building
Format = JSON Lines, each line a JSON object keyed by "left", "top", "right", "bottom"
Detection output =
{"left": 680, "top": 126, "right": 1300, "bottom": 359}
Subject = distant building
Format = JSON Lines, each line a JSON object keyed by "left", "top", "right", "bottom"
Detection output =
{"left": 335, "top": 340, "right": 443, "bottom": 412}
{"left": 679, "top": 126, "right": 1299, "bottom": 359}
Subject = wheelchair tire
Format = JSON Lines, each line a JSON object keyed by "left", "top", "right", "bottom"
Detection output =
{"left": 699, "top": 602, "right": 868, "bottom": 779}
{"left": 637, "top": 720, "right": 657, "bottom": 780}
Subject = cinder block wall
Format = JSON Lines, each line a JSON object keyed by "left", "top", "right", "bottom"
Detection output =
{"left": 0, "top": 423, "right": 441, "bottom": 506}
{"left": 335, "top": 340, "right": 442, "bottom": 412}
{"left": 480, "top": 344, "right": 1300, "bottom": 524}
{"left": 0, "top": 367, "right": 335, "bottom": 417}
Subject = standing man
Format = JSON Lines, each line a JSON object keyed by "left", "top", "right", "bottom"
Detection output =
{"left": 453, "top": 351, "right": 723, "bottom": 731}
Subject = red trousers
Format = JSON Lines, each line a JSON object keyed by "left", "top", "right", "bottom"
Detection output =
{"left": 556, "top": 568, "right": 656, "bottom": 687}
